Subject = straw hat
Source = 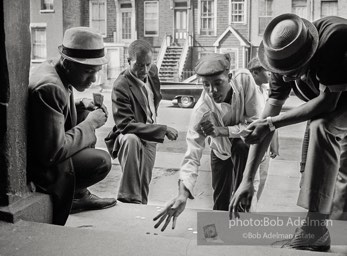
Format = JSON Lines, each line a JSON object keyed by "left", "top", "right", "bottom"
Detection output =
{"left": 258, "top": 13, "right": 319, "bottom": 74}
{"left": 58, "top": 27, "right": 108, "bottom": 66}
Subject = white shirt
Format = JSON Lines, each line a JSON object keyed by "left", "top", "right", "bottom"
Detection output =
{"left": 179, "top": 69, "right": 265, "bottom": 198}
{"left": 130, "top": 71, "right": 156, "bottom": 123}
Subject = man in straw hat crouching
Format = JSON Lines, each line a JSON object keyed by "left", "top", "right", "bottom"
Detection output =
{"left": 28, "top": 27, "right": 117, "bottom": 225}
{"left": 230, "top": 14, "right": 347, "bottom": 251}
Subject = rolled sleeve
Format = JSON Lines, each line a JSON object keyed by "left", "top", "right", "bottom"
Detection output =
{"left": 268, "top": 73, "right": 291, "bottom": 103}
{"left": 178, "top": 106, "right": 207, "bottom": 199}
{"left": 179, "top": 172, "right": 197, "bottom": 200}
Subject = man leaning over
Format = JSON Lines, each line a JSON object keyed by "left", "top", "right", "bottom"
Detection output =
{"left": 230, "top": 14, "right": 347, "bottom": 251}
{"left": 154, "top": 53, "right": 264, "bottom": 231}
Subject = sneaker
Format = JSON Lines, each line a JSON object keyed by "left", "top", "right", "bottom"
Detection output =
{"left": 272, "top": 225, "right": 331, "bottom": 252}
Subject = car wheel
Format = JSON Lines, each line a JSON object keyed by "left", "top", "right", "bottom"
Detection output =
{"left": 178, "top": 96, "right": 194, "bottom": 108}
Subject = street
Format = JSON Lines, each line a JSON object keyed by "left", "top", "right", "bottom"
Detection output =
{"left": 72, "top": 86, "right": 307, "bottom": 212}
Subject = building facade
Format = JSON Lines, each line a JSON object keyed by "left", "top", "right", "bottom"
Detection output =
{"left": 30, "top": 0, "right": 347, "bottom": 82}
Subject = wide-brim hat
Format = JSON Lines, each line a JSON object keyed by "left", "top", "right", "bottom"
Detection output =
{"left": 58, "top": 27, "right": 108, "bottom": 66}
{"left": 258, "top": 13, "right": 319, "bottom": 74}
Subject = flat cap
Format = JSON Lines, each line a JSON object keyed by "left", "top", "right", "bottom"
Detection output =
{"left": 195, "top": 53, "right": 230, "bottom": 76}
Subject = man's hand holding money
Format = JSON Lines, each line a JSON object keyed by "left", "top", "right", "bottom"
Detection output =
{"left": 196, "top": 111, "right": 228, "bottom": 138}
{"left": 199, "top": 119, "right": 228, "bottom": 138}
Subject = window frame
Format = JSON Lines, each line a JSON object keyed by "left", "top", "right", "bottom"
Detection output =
{"left": 30, "top": 24, "right": 47, "bottom": 62}
{"left": 121, "top": 7, "right": 132, "bottom": 40}
{"left": 321, "top": 0, "right": 338, "bottom": 18}
{"left": 40, "top": 0, "right": 54, "bottom": 13}
{"left": 258, "top": 0, "right": 273, "bottom": 36}
{"left": 229, "top": 0, "right": 247, "bottom": 24}
{"left": 198, "top": 0, "right": 217, "bottom": 36}
{"left": 292, "top": 0, "right": 308, "bottom": 19}
{"left": 89, "top": 0, "right": 107, "bottom": 37}
{"left": 144, "top": 1, "right": 159, "bottom": 37}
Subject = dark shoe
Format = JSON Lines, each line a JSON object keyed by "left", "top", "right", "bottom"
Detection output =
{"left": 272, "top": 225, "right": 331, "bottom": 252}
{"left": 71, "top": 191, "right": 117, "bottom": 214}
{"left": 117, "top": 197, "right": 142, "bottom": 204}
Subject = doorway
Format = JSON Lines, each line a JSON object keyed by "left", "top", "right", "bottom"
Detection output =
{"left": 174, "top": 9, "right": 187, "bottom": 44}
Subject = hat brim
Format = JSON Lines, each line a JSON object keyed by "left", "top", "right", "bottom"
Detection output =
{"left": 58, "top": 46, "right": 108, "bottom": 66}
{"left": 258, "top": 18, "right": 319, "bottom": 74}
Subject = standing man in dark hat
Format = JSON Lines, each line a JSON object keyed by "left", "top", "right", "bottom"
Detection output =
{"left": 230, "top": 14, "right": 347, "bottom": 251}
{"left": 28, "top": 27, "right": 117, "bottom": 225}
{"left": 153, "top": 53, "right": 264, "bottom": 231}
{"left": 105, "top": 39, "right": 178, "bottom": 205}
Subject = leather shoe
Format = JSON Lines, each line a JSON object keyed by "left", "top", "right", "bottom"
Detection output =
{"left": 272, "top": 225, "right": 331, "bottom": 252}
{"left": 71, "top": 191, "right": 117, "bottom": 214}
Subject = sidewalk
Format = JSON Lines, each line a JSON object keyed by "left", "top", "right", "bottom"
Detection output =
{"left": 73, "top": 88, "right": 307, "bottom": 211}
{"left": 1, "top": 87, "right": 346, "bottom": 256}
{"left": 3, "top": 206, "right": 347, "bottom": 256}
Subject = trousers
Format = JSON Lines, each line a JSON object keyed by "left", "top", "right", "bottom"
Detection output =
{"left": 297, "top": 99, "right": 347, "bottom": 220}
{"left": 116, "top": 133, "right": 156, "bottom": 204}
{"left": 210, "top": 139, "right": 249, "bottom": 211}
{"left": 72, "top": 148, "right": 112, "bottom": 197}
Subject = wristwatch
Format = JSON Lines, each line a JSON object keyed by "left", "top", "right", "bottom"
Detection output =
{"left": 266, "top": 116, "right": 276, "bottom": 131}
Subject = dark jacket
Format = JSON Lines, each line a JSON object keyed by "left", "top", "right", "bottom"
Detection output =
{"left": 28, "top": 60, "right": 96, "bottom": 225}
{"left": 269, "top": 16, "right": 347, "bottom": 103}
{"left": 105, "top": 65, "right": 167, "bottom": 158}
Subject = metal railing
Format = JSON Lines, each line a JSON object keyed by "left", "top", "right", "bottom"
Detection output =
{"left": 180, "top": 70, "right": 195, "bottom": 81}
{"left": 156, "top": 34, "right": 172, "bottom": 70}
{"left": 177, "top": 34, "right": 192, "bottom": 81}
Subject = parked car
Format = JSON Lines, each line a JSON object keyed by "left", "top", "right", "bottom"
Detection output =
{"left": 160, "top": 75, "right": 203, "bottom": 108}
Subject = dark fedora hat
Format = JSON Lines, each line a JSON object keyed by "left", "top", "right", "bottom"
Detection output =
{"left": 58, "top": 27, "right": 108, "bottom": 66}
{"left": 258, "top": 13, "right": 319, "bottom": 74}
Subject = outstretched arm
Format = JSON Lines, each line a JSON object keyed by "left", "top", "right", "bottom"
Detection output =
{"left": 229, "top": 101, "right": 282, "bottom": 216}
{"left": 153, "top": 181, "right": 190, "bottom": 231}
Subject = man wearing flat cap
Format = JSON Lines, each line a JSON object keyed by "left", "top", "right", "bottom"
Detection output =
{"left": 230, "top": 14, "right": 347, "bottom": 251}
{"left": 154, "top": 53, "right": 264, "bottom": 231}
{"left": 28, "top": 27, "right": 117, "bottom": 225}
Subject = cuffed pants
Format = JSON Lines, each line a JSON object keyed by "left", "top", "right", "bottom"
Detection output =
{"left": 297, "top": 100, "right": 347, "bottom": 220}
{"left": 116, "top": 133, "right": 156, "bottom": 204}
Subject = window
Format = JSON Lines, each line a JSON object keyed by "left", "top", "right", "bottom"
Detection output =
{"left": 120, "top": 2, "right": 132, "bottom": 40}
{"left": 321, "top": 0, "right": 338, "bottom": 18}
{"left": 258, "top": 0, "right": 273, "bottom": 35}
{"left": 144, "top": 1, "right": 159, "bottom": 36}
{"left": 31, "top": 27, "right": 47, "bottom": 61}
{"left": 292, "top": 0, "right": 308, "bottom": 19}
{"left": 122, "top": 11, "right": 131, "bottom": 39}
{"left": 41, "top": 0, "right": 54, "bottom": 10}
{"left": 200, "top": 0, "right": 215, "bottom": 36}
{"left": 90, "top": 0, "right": 107, "bottom": 36}
{"left": 230, "top": 0, "right": 246, "bottom": 23}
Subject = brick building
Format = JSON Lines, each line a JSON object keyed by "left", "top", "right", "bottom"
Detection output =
{"left": 30, "top": 0, "right": 347, "bottom": 82}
